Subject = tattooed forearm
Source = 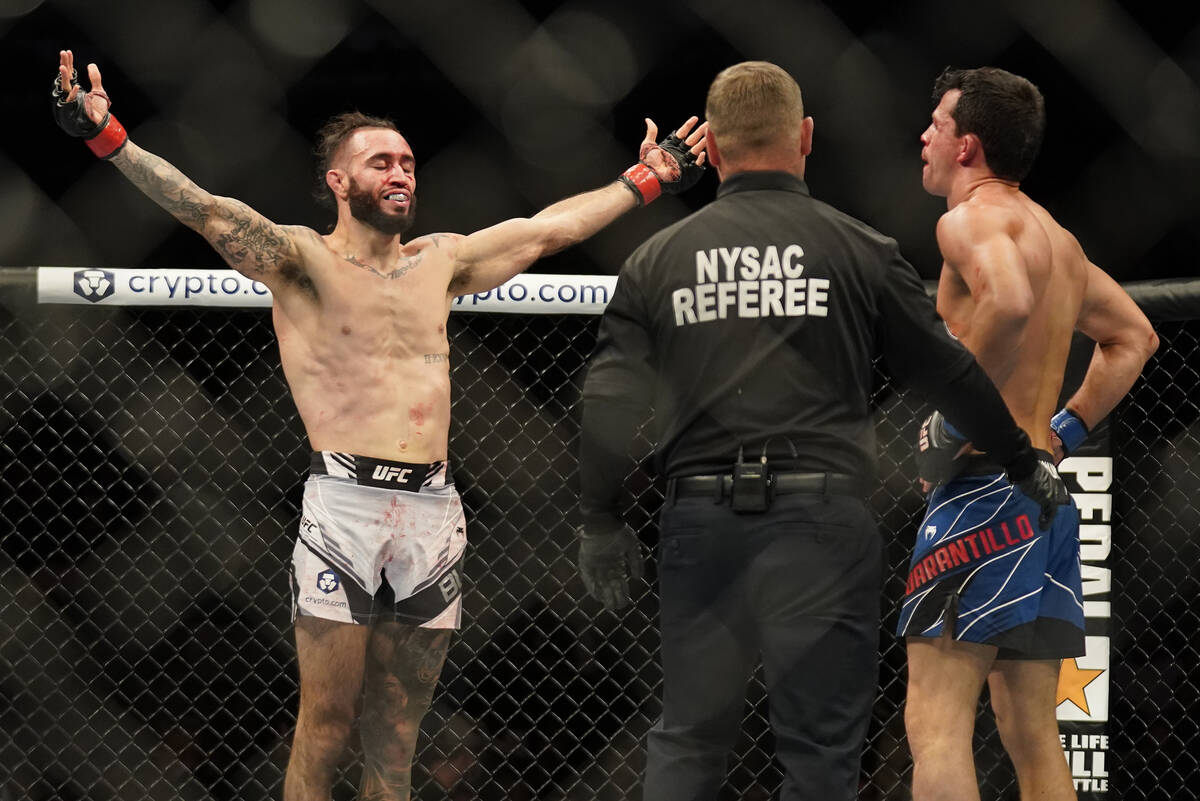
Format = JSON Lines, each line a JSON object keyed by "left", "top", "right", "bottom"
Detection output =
{"left": 423, "top": 353, "right": 450, "bottom": 364}
{"left": 112, "top": 145, "right": 213, "bottom": 226}
{"left": 111, "top": 143, "right": 295, "bottom": 275}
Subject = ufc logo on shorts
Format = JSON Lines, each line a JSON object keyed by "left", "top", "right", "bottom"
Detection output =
{"left": 372, "top": 466, "right": 413, "bottom": 483}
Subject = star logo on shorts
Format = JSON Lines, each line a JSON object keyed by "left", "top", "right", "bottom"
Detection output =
{"left": 317, "top": 570, "right": 340, "bottom": 594}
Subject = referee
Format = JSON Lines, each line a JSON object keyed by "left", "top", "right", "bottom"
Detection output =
{"left": 575, "top": 61, "right": 1066, "bottom": 801}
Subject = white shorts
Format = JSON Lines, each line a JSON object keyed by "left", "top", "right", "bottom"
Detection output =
{"left": 289, "top": 452, "right": 467, "bottom": 628}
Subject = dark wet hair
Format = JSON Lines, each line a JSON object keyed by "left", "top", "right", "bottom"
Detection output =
{"left": 933, "top": 67, "right": 1045, "bottom": 182}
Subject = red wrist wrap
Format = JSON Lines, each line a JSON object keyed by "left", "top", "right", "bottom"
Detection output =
{"left": 86, "top": 115, "right": 128, "bottom": 159}
{"left": 620, "top": 163, "right": 662, "bottom": 206}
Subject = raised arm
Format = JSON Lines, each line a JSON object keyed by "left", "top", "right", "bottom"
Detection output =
{"left": 447, "top": 117, "right": 707, "bottom": 297}
{"left": 54, "top": 51, "right": 301, "bottom": 284}
{"left": 935, "top": 205, "right": 1034, "bottom": 384}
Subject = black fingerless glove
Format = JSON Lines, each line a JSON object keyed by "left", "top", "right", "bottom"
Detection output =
{"left": 52, "top": 70, "right": 127, "bottom": 159}
{"left": 619, "top": 131, "right": 705, "bottom": 206}
{"left": 916, "top": 410, "right": 969, "bottom": 486}
{"left": 654, "top": 131, "right": 705, "bottom": 195}
{"left": 1011, "top": 458, "right": 1071, "bottom": 529}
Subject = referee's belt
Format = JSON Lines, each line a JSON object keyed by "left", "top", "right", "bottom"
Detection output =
{"left": 669, "top": 471, "right": 866, "bottom": 500}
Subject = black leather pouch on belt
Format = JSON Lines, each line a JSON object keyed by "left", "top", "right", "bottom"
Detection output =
{"left": 731, "top": 447, "right": 772, "bottom": 513}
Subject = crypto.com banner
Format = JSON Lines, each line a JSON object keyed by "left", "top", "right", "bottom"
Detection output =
{"left": 36, "top": 267, "right": 615, "bottom": 314}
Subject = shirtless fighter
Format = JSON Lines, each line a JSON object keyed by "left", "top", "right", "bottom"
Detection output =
{"left": 898, "top": 67, "right": 1158, "bottom": 801}
{"left": 52, "top": 50, "right": 706, "bottom": 801}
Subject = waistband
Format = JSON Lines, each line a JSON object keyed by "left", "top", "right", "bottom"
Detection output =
{"left": 669, "top": 471, "right": 867, "bottom": 502}
{"left": 958, "top": 449, "right": 1055, "bottom": 478}
{"left": 309, "top": 452, "right": 451, "bottom": 491}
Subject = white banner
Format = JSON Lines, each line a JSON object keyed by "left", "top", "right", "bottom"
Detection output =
{"left": 36, "top": 267, "right": 616, "bottom": 315}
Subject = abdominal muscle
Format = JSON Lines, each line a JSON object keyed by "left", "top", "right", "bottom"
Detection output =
{"left": 294, "top": 363, "right": 452, "bottom": 463}
{"left": 276, "top": 312, "right": 454, "bottom": 464}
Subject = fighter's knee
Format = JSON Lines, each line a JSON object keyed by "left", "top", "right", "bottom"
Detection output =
{"left": 903, "top": 700, "right": 937, "bottom": 748}
{"left": 294, "top": 707, "right": 356, "bottom": 757}
{"left": 904, "top": 698, "right": 974, "bottom": 766}
{"left": 360, "top": 708, "right": 421, "bottom": 763}
{"left": 994, "top": 709, "right": 1058, "bottom": 765}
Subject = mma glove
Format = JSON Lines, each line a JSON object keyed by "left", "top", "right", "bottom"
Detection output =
{"left": 1050, "top": 407, "right": 1090, "bottom": 457}
{"left": 915, "top": 410, "right": 969, "bottom": 486}
{"left": 619, "top": 131, "right": 705, "bottom": 206}
{"left": 52, "top": 69, "right": 127, "bottom": 159}
{"left": 576, "top": 516, "right": 644, "bottom": 611}
{"left": 1005, "top": 450, "right": 1071, "bottom": 530}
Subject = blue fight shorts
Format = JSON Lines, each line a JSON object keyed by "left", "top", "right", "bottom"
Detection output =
{"left": 896, "top": 461, "right": 1084, "bottom": 659}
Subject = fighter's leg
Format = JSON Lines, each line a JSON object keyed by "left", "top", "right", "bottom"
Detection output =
{"left": 284, "top": 616, "right": 370, "bottom": 801}
{"left": 988, "top": 658, "right": 1076, "bottom": 801}
{"left": 358, "top": 621, "right": 452, "bottom": 801}
{"left": 905, "top": 633, "right": 997, "bottom": 801}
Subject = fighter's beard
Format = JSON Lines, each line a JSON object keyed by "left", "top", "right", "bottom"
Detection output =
{"left": 347, "top": 183, "right": 415, "bottom": 236}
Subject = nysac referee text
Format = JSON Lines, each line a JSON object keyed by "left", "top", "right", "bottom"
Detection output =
{"left": 673, "top": 244, "right": 830, "bottom": 326}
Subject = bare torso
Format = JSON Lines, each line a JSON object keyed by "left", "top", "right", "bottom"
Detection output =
{"left": 936, "top": 186, "right": 1088, "bottom": 451}
{"left": 271, "top": 231, "right": 462, "bottom": 463}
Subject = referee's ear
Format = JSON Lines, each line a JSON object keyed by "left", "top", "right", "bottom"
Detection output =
{"left": 705, "top": 128, "right": 725, "bottom": 181}
{"left": 800, "top": 116, "right": 814, "bottom": 157}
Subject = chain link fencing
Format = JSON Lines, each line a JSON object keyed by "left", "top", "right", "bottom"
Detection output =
{"left": 1, "top": 273, "right": 1197, "bottom": 800}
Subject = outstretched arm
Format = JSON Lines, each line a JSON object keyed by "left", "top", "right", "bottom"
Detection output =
{"left": 55, "top": 51, "right": 301, "bottom": 284}
{"left": 448, "top": 117, "right": 707, "bottom": 297}
{"left": 110, "top": 143, "right": 300, "bottom": 280}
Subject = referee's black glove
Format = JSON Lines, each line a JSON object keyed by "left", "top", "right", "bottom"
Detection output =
{"left": 576, "top": 518, "right": 644, "bottom": 611}
{"left": 1006, "top": 453, "right": 1070, "bottom": 529}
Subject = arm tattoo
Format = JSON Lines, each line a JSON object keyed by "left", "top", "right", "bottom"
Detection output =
{"left": 212, "top": 206, "right": 293, "bottom": 274}
{"left": 113, "top": 146, "right": 294, "bottom": 276}
{"left": 423, "top": 353, "right": 450, "bottom": 364}
{"left": 115, "top": 147, "right": 211, "bottom": 226}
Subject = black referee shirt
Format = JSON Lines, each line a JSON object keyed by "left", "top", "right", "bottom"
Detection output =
{"left": 580, "top": 171, "right": 1031, "bottom": 518}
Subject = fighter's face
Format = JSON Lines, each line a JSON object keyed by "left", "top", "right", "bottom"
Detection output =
{"left": 340, "top": 128, "right": 417, "bottom": 235}
{"left": 920, "top": 90, "right": 962, "bottom": 197}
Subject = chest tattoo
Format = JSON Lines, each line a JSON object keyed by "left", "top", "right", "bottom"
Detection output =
{"left": 344, "top": 251, "right": 424, "bottom": 280}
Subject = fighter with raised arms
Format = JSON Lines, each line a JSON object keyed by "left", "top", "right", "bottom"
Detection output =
{"left": 53, "top": 49, "right": 707, "bottom": 801}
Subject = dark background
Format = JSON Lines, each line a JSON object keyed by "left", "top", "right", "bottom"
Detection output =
{"left": 3, "top": 3, "right": 1200, "bottom": 800}
{"left": 2, "top": 0, "right": 1198, "bottom": 282}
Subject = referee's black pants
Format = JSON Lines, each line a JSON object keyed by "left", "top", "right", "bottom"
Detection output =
{"left": 642, "top": 491, "right": 882, "bottom": 801}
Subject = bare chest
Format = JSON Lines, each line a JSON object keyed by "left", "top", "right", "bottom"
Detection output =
{"left": 323, "top": 273, "right": 450, "bottom": 357}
